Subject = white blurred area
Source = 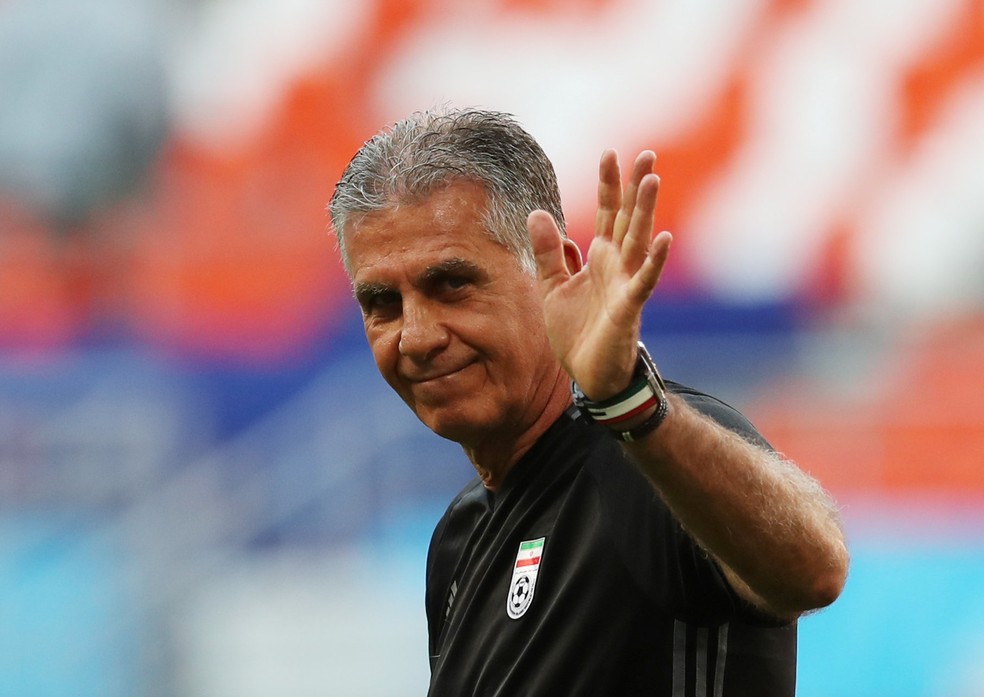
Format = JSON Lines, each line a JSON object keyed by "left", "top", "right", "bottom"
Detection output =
{"left": 2, "top": 0, "right": 981, "bottom": 308}
{"left": 172, "top": 551, "right": 429, "bottom": 697}
{"left": 371, "top": 0, "right": 984, "bottom": 318}
{"left": 165, "top": 0, "right": 370, "bottom": 150}
{"left": 2, "top": 1, "right": 984, "bottom": 696}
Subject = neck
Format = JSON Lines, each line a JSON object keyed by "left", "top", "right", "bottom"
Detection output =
{"left": 463, "top": 366, "right": 572, "bottom": 492}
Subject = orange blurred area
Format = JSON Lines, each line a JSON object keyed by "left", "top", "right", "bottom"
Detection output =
{"left": 900, "top": 0, "right": 984, "bottom": 140}
{"left": 0, "top": 201, "right": 84, "bottom": 349}
{"left": 753, "top": 318, "right": 984, "bottom": 497}
{"left": 0, "top": 1, "right": 425, "bottom": 360}
{"left": 1, "top": 69, "right": 372, "bottom": 362}
{"left": 1, "top": 0, "right": 982, "bottom": 489}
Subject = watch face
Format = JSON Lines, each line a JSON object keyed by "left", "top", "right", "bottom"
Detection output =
{"left": 571, "top": 381, "right": 585, "bottom": 404}
{"left": 636, "top": 341, "right": 666, "bottom": 398}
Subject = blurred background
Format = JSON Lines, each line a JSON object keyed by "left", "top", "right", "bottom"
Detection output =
{"left": 1, "top": 0, "right": 983, "bottom": 695}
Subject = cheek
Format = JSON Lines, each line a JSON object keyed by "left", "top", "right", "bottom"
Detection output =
{"left": 506, "top": 297, "right": 548, "bottom": 343}
{"left": 365, "top": 327, "right": 399, "bottom": 378}
{"left": 490, "top": 309, "right": 551, "bottom": 372}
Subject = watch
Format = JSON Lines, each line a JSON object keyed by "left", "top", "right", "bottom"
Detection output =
{"left": 570, "top": 341, "right": 669, "bottom": 442}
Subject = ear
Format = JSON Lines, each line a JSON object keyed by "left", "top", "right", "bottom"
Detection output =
{"left": 562, "top": 238, "right": 583, "bottom": 274}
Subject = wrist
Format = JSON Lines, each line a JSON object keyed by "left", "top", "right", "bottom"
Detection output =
{"left": 571, "top": 341, "right": 669, "bottom": 441}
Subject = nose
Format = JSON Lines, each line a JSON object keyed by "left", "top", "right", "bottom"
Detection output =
{"left": 398, "top": 297, "right": 449, "bottom": 361}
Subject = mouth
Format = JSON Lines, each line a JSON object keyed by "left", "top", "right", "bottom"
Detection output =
{"left": 406, "top": 360, "right": 476, "bottom": 385}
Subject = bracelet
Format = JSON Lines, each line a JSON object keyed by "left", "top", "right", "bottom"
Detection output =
{"left": 615, "top": 397, "right": 669, "bottom": 442}
{"left": 571, "top": 341, "right": 669, "bottom": 442}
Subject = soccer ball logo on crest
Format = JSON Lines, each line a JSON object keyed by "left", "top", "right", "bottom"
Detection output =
{"left": 507, "top": 573, "right": 535, "bottom": 619}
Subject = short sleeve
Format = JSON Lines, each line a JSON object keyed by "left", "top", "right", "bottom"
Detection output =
{"left": 667, "top": 380, "right": 773, "bottom": 452}
{"left": 589, "top": 381, "right": 779, "bottom": 624}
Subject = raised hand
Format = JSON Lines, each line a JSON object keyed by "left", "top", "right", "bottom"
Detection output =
{"left": 528, "top": 149, "right": 672, "bottom": 401}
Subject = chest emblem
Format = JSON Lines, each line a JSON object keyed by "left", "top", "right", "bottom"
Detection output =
{"left": 506, "top": 537, "right": 545, "bottom": 620}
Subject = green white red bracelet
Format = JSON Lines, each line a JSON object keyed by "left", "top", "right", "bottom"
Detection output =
{"left": 571, "top": 341, "right": 669, "bottom": 442}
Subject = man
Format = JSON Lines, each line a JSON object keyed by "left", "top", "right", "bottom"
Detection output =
{"left": 328, "top": 108, "right": 849, "bottom": 696}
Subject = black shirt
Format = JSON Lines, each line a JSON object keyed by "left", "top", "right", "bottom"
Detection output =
{"left": 425, "top": 382, "right": 797, "bottom": 696}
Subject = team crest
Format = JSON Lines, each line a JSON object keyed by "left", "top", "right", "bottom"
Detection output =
{"left": 506, "top": 537, "right": 545, "bottom": 619}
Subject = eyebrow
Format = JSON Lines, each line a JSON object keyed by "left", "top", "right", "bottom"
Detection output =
{"left": 419, "top": 257, "right": 482, "bottom": 284}
{"left": 353, "top": 281, "right": 393, "bottom": 308}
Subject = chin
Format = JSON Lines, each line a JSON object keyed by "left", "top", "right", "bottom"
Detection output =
{"left": 422, "top": 416, "right": 482, "bottom": 444}
{"left": 416, "top": 405, "right": 491, "bottom": 444}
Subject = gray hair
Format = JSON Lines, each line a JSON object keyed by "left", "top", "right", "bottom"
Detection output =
{"left": 327, "top": 107, "right": 567, "bottom": 275}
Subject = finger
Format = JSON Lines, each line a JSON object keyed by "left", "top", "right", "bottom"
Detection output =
{"left": 627, "top": 230, "right": 672, "bottom": 304}
{"left": 613, "top": 151, "right": 656, "bottom": 247}
{"left": 620, "top": 173, "right": 660, "bottom": 270}
{"left": 529, "top": 210, "right": 571, "bottom": 294}
{"left": 595, "top": 149, "right": 621, "bottom": 240}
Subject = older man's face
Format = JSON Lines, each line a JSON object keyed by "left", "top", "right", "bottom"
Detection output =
{"left": 346, "top": 181, "right": 559, "bottom": 445}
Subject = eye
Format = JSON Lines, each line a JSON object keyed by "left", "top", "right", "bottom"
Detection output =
{"left": 444, "top": 275, "right": 470, "bottom": 290}
{"left": 356, "top": 287, "right": 401, "bottom": 316}
{"left": 374, "top": 289, "right": 401, "bottom": 306}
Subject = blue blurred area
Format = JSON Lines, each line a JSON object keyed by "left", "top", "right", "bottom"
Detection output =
{"left": 0, "top": 515, "right": 142, "bottom": 697}
{"left": 642, "top": 293, "right": 804, "bottom": 398}
{"left": 2, "top": 499, "right": 982, "bottom": 696}
{"left": 6, "top": 297, "right": 981, "bottom": 696}
{"left": 799, "top": 531, "right": 984, "bottom": 697}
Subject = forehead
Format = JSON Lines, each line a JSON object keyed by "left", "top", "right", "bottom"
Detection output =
{"left": 346, "top": 181, "right": 518, "bottom": 282}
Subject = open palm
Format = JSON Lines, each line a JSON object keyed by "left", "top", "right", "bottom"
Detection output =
{"left": 528, "top": 150, "right": 672, "bottom": 401}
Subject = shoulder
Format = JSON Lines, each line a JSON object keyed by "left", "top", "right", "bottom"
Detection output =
{"left": 425, "top": 475, "right": 487, "bottom": 644}
{"left": 577, "top": 389, "right": 780, "bottom": 623}
{"left": 666, "top": 380, "right": 772, "bottom": 450}
{"left": 428, "top": 477, "right": 486, "bottom": 560}
{"left": 569, "top": 421, "right": 733, "bottom": 618}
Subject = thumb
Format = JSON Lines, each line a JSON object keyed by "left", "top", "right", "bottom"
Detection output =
{"left": 528, "top": 210, "right": 570, "bottom": 292}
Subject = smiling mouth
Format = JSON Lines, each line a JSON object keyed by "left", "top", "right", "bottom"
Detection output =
{"left": 408, "top": 361, "right": 475, "bottom": 385}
